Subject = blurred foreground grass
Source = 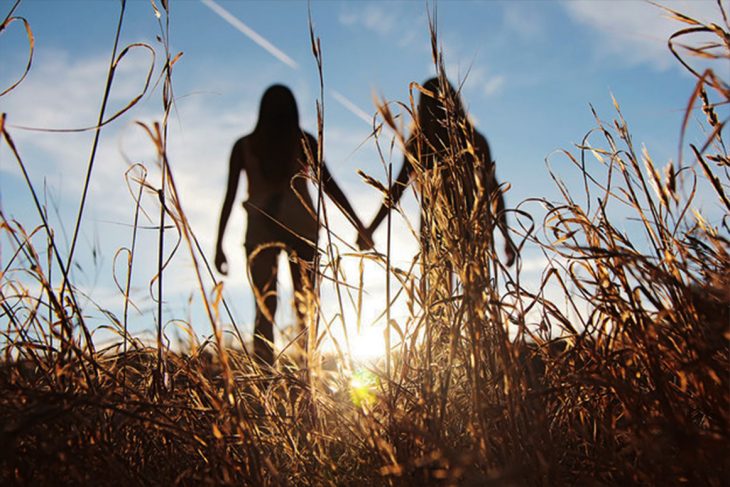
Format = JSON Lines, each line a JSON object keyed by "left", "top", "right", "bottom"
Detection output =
{"left": 1, "top": 2, "right": 728, "bottom": 485}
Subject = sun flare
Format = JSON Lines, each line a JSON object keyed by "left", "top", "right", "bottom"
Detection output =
{"left": 348, "top": 325, "right": 388, "bottom": 362}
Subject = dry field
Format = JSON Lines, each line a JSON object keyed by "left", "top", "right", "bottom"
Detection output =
{"left": 1, "top": 2, "right": 728, "bottom": 485}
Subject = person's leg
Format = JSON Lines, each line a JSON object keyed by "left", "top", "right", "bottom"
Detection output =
{"left": 284, "top": 239, "right": 318, "bottom": 422}
{"left": 287, "top": 239, "right": 317, "bottom": 359}
{"left": 247, "top": 245, "right": 280, "bottom": 366}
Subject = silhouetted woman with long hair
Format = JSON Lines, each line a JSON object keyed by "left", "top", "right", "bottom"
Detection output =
{"left": 216, "top": 84, "right": 369, "bottom": 366}
{"left": 361, "top": 77, "right": 516, "bottom": 266}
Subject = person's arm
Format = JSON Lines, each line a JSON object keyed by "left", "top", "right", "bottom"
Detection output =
{"left": 366, "top": 139, "right": 415, "bottom": 242}
{"left": 303, "top": 133, "right": 373, "bottom": 249}
{"left": 475, "top": 132, "right": 516, "bottom": 266}
{"left": 215, "top": 138, "right": 245, "bottom": 275}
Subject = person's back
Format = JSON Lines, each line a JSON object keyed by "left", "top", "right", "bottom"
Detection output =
{"left": 237, "top": 130, "right": 319, "bottom": 253}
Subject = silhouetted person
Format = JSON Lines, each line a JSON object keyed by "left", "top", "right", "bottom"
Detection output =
{"left": 216, "top": 84, "right": 370, "bottom": 367}
{"left": 359, "top": 77, "right": 516, "bottom": 266}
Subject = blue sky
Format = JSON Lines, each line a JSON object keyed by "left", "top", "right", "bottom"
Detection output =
{"left": 1, "top": 0, "right": 727, "bottom": 356}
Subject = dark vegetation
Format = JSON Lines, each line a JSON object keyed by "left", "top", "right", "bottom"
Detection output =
{"left": 1, "top": 1, "right": 728, "bottom": 485}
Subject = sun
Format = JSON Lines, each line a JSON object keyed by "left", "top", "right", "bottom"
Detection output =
{"left": 319, "top": 318, "right": 401, "bottom": 365}
{"left": 348, "top": 325, "right": 388, "bottom": 363}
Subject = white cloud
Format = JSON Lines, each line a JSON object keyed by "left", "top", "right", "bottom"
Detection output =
{"left": 562, "top": 0, "right": 724, "bottom": 71}
{"left": 1, "top": 48, "right": 159, "bottom": 193}
{"left": 444, "top": 62, "right": 507, "bottom": 99}
{"left": 0, "top": 48, "right": 256, "bottom": 333}
{"left": 482, "top": 74, "right": 506, "bottom": 97}
{"left": 338, "top": 3, "right": 398, "bottom": 36}
{"left": 502, "top": 2, "right": 546, "bottom": 42}
{"left": 3, "top": 48, "right": 155, "bottom": 130}
{"left": 337, "top": 1, "right": 428, "bottom": 49}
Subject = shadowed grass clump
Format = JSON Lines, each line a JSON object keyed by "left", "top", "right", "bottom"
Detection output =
{"left": 1, "top": 1, "right": 728, "bottom": 485}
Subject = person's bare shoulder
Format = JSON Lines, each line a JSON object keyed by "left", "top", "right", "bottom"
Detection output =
{"left": 230, "top": 135, "right": 250, "bottom": 172}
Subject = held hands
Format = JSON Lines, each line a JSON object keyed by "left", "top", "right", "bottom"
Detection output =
{"left": 356, "top": 225, "right": 374, "bottom": 251}
{"left": 215, "top": 246, "right": 229, "bottom": 275}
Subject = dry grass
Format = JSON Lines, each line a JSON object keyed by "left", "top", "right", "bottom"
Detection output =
{"left": 1, "top": 1, "right": 728, "bottom": 485}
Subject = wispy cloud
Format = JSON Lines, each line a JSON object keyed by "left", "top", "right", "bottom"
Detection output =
{"left": 482, "top": 75, "right": 505, "bottom": 97}
{"left": 338, "top": 2, "right": 425, "bottom": 49}
{"left": 0, "top": 46, "right": 262, "bottom": 328}
{"left": 200, "top": 0, "right": 299, "bottom": 70}
{"left": 502, "top": 3, "right": 546, "bottom": 43}
{"left": 562, "top": 0, "right": 722, "bottom": 71}
{"left": 339, "top": 3, "right": 398, "bottom": 36}
{"left": 445, "top": 62, "right": 507, "bottom": 99}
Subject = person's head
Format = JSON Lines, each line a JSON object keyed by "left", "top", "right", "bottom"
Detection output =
{"left": 416, "top": 77, "right": 468, "bottom": 150}
{"left": 252, "top": 84, "right": 301, "bottom": 182}
{"left": 256, "top": 84, "right": 299, "bottom": 133}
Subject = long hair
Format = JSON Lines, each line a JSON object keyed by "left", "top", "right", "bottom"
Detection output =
{"left": 416, "top": 77, "right": 478, "bottom": 212}
{"left": 250, "top": 84, "right": 300, "bottom": 183}
{"left": 416, "top": 78, "right": 472, "bottom": 158}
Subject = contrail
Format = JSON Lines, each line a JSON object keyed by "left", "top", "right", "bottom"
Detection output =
{"left": 331, "top": 90, "right": 373, "bottom": 126}
{"left": 333, "top": 90, "right": 401, "bottom": 143}
{"left": 200, "top": 0, "right": 299, "bottom": 70}
{"left": 332, "top": 89, "right": 400, "bottom": 146}
{"left": 201, "top": 0, "right": 379, "bottom": 131}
